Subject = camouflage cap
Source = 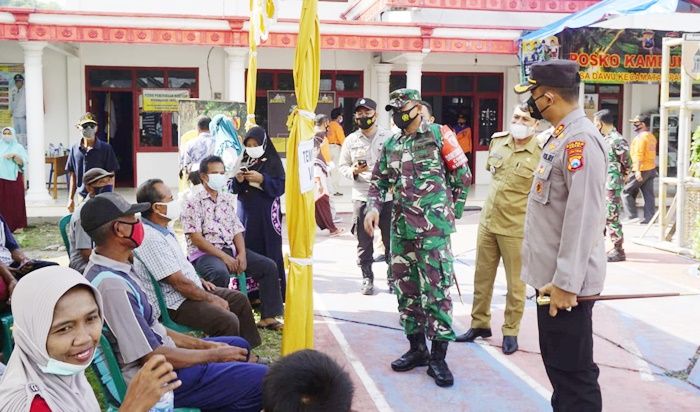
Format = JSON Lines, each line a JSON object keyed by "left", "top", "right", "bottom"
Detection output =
{"left": 385, "top": 88, "right": 421, "bottom": 111}
{"left": 77, "top": 112, "right": 98, "bottom": 127}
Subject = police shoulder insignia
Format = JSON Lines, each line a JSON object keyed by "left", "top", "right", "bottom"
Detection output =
{"left": 565, "top": 140, "right": 585, "bottom": 172}
{"left": 491, "top": 130, "right": 509, "bottom": 139}
{"left": 553, "top": 124, "right": 565, "bottom": 138}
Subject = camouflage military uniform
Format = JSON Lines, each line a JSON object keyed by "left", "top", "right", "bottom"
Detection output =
{"left": 367, "top": 116, "right": 472, "bottom": 342}
{"left": 604, "top": 129, "right": 631, "bottom": 250}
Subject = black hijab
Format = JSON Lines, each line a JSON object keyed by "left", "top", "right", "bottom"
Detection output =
{"left": 242, "top": 126, "right": 285, "bottom": 178}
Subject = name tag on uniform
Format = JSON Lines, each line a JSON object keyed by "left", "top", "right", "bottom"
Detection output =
{"left": 543, "top": 153, "right": 555, "bottom": 162}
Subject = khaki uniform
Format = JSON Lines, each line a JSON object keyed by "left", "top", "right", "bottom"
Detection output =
{"left": 521, "top": 108, "right": 608, "bottom": 296}
{"left": 471, "top": 131, "right": 541, "bottom": 336}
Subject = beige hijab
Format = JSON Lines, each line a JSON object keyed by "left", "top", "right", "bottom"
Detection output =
{"left": 0, "top": 266, "right": 103, "bottom": 412}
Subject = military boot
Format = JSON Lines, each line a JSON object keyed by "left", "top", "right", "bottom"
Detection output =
{"left": 391, "top": 333, "right": 430, "bottom": 372}
{"left": 427, "top": 340, "right": 454, "bottom": 387}
{"left": 360, "top": 264, "right": 374, "bottom": 295}
{"left": 607, "top": 248, "right": 626, "bottom": 262}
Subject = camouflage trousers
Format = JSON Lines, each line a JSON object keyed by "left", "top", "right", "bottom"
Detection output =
{"left": 606, "top": 187, "right": 624, "bottom": 249}
{"left": 391, "top": 235, "right": 455, "bottom": 341}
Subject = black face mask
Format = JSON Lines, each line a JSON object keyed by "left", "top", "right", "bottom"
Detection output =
{"left": 527, "top": 94, "right": 552, "bottom": 121}
{"left": 392, "top": 106, "right": 419, "bottom": 130}
{"left": 356, "top": 116, "right": 375, "bottom": 130}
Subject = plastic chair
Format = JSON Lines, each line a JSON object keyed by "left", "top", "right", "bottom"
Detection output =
{"left": 0, "top": 310, "right": 13, "bottom": 363}
{"left": 58, "top": 214, "right": 72, "bottom": 256}
{"left": 147, "top": 273, "right": 199, "bottom": 334}
{"left": 92, "top": 334, "right": 199, "bottom": 412}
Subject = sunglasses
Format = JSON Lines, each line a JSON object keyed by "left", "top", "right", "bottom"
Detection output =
{"left": 82, "top": 124, "right": 97, "bottom": 129}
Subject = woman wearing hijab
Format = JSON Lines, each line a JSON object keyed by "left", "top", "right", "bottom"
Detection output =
{"left": 0, "top": 127, "right": 28, "bottom": 231}
{"left": 231, "top": 126, "right": 287, "bottom": 296}
{"left": 0, "top": 266, "right": 180, "bottom": 412}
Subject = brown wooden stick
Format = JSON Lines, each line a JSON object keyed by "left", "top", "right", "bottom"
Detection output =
{"left": 536, "top": 292, "right": 700, "bottom": 306}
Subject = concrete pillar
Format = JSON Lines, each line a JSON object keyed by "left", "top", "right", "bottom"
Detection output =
{"left": 66, "top": 55, "right": 82, "bottom": 145}
{"left": 404, "top": 53, "right": 425, "bottom": 93}
{"left": 374, "top": 63, "right": 392, "bottom": 129}
{"left": 225, "top": 47, "right": 248, "bottom": 102}
{"left": 21, "top": 41, "right": 52, "bottom": 203}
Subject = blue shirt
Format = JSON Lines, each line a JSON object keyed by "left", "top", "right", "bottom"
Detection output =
{"left": 65, "top": 138, "right": 120, "bottom": 197}
{"left": 84, "top": 252, "right": 175, "bottom": 382}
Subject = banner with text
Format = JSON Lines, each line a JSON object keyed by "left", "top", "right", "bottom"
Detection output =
{"left": 143, "top": 89, "right": 190, "bottom": 112}
{"left": 520, "top": 28, "right": 695, "bottom": 84}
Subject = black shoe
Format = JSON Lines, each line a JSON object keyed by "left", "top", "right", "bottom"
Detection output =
{"left": 607, "top": 248, "right": 626, "bottom": 262}
{"left": 391, "top": 333, "right": 430, "bottom": 372}
{"left": 373, "top": 254, "right": 385, "bottom": 263}
{"left": 427, "top": 340, "right": 454, "bottom": 387}
{"left": 455, "top": 328, "right": 492, "bottom": 342}
{"left": 502, "top": 336, "right": 518, "bottom": 355}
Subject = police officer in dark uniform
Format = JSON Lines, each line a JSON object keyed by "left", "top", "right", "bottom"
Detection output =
{"left": 515, "top": 60, "right": 607, "bottom": 412}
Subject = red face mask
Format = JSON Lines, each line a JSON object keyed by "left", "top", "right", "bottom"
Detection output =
{"left": 116, "top": 220, "right": 145, "bottom": 247}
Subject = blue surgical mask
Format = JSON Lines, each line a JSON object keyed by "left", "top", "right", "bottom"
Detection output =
{"left": 207, "top": 173, "right": 228, "bottom": 191}
{"left": 39, "top": 355, "right": 94, "bottom": 376}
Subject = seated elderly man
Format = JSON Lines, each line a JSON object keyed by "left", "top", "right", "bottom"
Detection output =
{"left": 133, "top": 178, "right": 261, "bottom": 346}
{"left": 81, "top": 192, "right": 267, "bottom": 411}
{"left": 68, "top": 167, "right": 115, "bottom": 273}
{"left": 181, "top": 155, "right": 284, "bottom": 331}
{"left": 0, "top": 214, "right": 57, "bottom": 310}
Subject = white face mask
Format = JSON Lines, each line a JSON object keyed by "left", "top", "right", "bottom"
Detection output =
{"left": 39, "top": 354, "right": 94, "bottom": 376}
{"left": 156, "top": 200, "right": 181, "bottom": 221}
{"left": 510, "top": 123, "right": 533, "bottom": 140}
{"left": 206, "top": 173, "right": 228, "bottom": 191}
{"left": 245, "top": 145, "right": 265, "bottom": 159}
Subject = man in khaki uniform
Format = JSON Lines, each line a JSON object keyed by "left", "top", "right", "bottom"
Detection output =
{"left": 516, "top": 60, "right": 607, "bottom": 411}
{"left": 455, "top": 103, "right": 541, "bottom": 355}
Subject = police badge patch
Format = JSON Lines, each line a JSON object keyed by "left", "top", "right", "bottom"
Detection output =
{"left": 565, "top": 140, "right": 585, "bottom": 172}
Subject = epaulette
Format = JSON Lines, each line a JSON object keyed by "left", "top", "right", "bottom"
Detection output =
{"left": 491, "top": 130, "right": 510, "bottom": 139}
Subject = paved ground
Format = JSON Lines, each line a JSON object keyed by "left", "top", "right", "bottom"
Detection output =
{"left": 310, "top": 209, "right": 700, "bottom": 411}
{"left": 28, "top": 185, "right": 700, "bottom": 411}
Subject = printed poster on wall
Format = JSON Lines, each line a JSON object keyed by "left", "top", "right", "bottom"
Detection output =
{"left": 143, "top": 89, "right": 190, "bottom": 112}
{"left": 0, "top": 64, "right": 24, "bottom": 128}
{"left": 583, "top": 94, "right": 599, "bottom": 120}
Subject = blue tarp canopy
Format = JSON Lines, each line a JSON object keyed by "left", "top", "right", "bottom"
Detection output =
{"left": 521, "top": 0, "right": 700, "bottom": 41}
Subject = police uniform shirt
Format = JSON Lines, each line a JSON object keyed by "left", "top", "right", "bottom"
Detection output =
{"left": 520, "top": 108, "right": 609, "bottom": 296}
{"left": 482, "top": 131, "right": 541, "bottom": 238}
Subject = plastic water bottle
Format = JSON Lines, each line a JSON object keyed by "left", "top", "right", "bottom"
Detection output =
{"left": 149, "top": 390, "right": 174, "bottom": 412}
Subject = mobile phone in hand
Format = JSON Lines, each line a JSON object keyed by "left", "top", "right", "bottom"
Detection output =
{"left": 240, "top": 167, "right": 249, "bottom": 173}
{"left": 357, "top": 160, "right": 367, "bottom": 167}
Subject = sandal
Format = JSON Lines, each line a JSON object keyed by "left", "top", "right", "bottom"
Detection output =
{"left": 250, "top": 354, "right": 273, "bottom": 365}
{"left": 330, "top": 228, "right": 345, "bottom": 237}
{"left": 257, "top": 320, "right": 284, "bottom": 331}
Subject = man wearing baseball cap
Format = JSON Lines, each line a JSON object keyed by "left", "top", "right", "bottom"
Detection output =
{"left": 622, "top": 113, "right": 657, "bottom": 224}
{"left": 516, "top": 59, "right": 607, "bottom": 411}
{"left": 364, "top": 88, "right": 472, "bottom": 387}
{"left": 67, "top": 167, "right": 114, "bottom": 273}
{"left": 82, "top": 192, "right": 267, "bottom": 410}
{"left": 338, "top": 98, "right": 394, "bottom": 295}
{"left": 9, "top": 74, "right": 26, "bottom": 146}
{"left": 65, "top": 112, "right": 120, "bottom": 213}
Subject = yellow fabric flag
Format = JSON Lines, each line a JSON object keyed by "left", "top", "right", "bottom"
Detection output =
{"left": 281, "top": 0, "right": 319, "bottom": 355}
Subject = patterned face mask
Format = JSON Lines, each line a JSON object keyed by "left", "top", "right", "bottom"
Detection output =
{"left": 392, "top": 106, "right": 419, "bottom": 130}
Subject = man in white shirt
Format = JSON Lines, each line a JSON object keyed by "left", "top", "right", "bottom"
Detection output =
{"left": 9, "top": 74, "right": 26, "bottom": 147}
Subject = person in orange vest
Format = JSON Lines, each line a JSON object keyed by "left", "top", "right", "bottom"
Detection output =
{"left": 327, "top": 107, "right": 346, "bottom": 196}
{"left": 622, "top": 113, "right": 657, "bottom": 224}
{"left": 453, "top": 114, "right": 472, "bottom": 155}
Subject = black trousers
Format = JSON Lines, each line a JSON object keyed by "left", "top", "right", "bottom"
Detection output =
{"left": 353, "top": 201, "right": 392, "bottom": 277}
{"left": 537, "top": 300, "right": 602, "bottom": 412}
{"left": 193, "top": 248, "right": 283, "bottom": 319}
{"left": 622, "top": 169, "right": 657, "bottom": 222}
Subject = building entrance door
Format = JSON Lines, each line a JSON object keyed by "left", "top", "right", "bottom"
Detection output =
{"left": 88, "top": 91, "right": 134, "bottom": 187}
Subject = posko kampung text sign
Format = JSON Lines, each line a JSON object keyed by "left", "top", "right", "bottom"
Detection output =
{"left": 143, "top": 89, "right": 190, "bottom": 112}
{"left": 521, "top": 28, "right": 696, "bottom": 84}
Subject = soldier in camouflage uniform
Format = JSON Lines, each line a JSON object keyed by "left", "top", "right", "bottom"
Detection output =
{"left": 364, "top": 89, "right": 472, "bottom": 387}
{"left": 594, "top": 109, "right": 631, "bottom": 262}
